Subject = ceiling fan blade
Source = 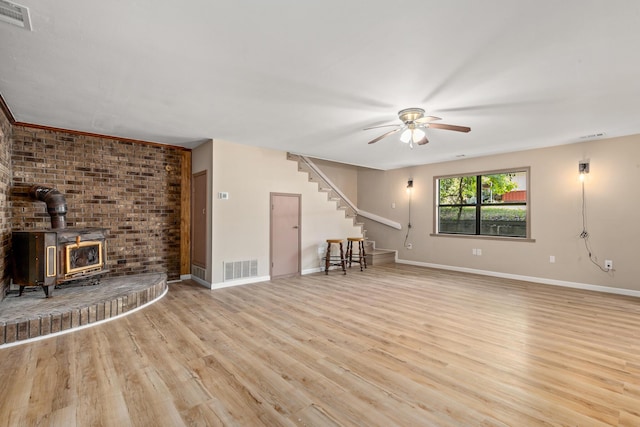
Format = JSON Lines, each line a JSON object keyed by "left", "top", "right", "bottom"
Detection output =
{"left": 428, "top": 123, "right": 471, "bottom": 133}
{"left": 416, "top": 135, "right": 429, "bottom": 145}
{"left": 414, "top": 116, "right": 441, "bottom": 124}
{"left": 363, "top": 124, "right": 399, "bottom": 130}
{"left": 367, "top": 128, "right": 401, "bottom": 144}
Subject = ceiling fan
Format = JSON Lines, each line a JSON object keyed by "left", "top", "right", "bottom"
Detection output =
{"left": 365, "top": 107, "right": 471, "bottom": 148}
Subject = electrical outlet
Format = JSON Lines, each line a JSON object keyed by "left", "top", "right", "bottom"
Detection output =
{"left": 549, "top": 255, "right": 555, "bottom": 263}
{"left": 406, "top": 243, "right": 412, "bottom": 250}
{"left": 604, "top": 260, "right": 613, "bottom": 270}
{"left": 476, "top": 249, "right": 482, "bottom": 256}
{"left": 472, "top": 248, "right": 477, "bottom": 255}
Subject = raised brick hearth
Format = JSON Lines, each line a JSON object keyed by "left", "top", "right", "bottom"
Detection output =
{"left": 0, "top": 273, "right": 167, "bottom": 346}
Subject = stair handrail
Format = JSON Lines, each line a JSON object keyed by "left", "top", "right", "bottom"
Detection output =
{"left": 299, "top": 156, "right": 357, "bottom": 211}
{"left": 356, "top": 209, "right": 402, "bottom": 230}
{"left": 298, "top": 155, "right": 402, "bottom": 230}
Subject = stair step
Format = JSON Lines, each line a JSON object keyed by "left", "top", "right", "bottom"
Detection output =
{"left": 366, "top": 249, "right": 396, "bottom": 265}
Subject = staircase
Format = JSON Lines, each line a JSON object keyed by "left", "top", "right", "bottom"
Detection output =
{"left": 288, "top": 153, "right": 396, "bottom": 265}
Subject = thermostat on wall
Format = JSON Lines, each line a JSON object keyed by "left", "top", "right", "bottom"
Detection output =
{"left": 218, "top": 192, "right": 229, "bottom": 200}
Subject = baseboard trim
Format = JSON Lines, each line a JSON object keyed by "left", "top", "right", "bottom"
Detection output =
{"left": 302, "top": 267, "right": 323, "bottom": 275}
{"left": 190, "top": 275, "right": 211, "bottom": 289}
{"left": 396, "top": 258, "right": 640, "bottom": 298}
{"left": 211, "top": 275, "right": 270, "bottom": 290}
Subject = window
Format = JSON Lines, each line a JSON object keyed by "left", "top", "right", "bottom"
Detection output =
{"left": 436, "top": 168, "right": 529, "bottom": 238}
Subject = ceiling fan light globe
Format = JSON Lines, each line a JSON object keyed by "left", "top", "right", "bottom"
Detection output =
{"left": 400, "top": 129, "right": 412, "bottom": 143}
{"left": 412, "top": 128, "right": 426, "bottom": 143}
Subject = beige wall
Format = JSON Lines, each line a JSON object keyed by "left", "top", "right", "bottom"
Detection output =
{"left": 202, "top": 140, "right": 362, "bottom": 286}
{"left": 358, "top": 134, "right": 640, "bottom": 292}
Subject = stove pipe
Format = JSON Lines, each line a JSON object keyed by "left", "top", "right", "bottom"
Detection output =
{"left": 29, "top": 185, "right": 68, "bottom": 229}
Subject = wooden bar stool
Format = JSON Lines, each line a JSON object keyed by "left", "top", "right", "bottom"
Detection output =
{"left": 325, "top": 239, "right": 346, "bottom": 275}
{"left": 346, "top": 237, "right": 367, "bottom": 271}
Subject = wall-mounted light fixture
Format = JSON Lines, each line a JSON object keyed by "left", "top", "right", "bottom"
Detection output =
{"left": 579, "top": 160, "right": 590, "bottom": 181}
{"left": 405, "top": 179, "right": 414, "bottom": 245}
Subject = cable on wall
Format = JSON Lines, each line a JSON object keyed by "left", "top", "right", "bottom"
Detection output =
{"left": 403, "top": 179, "right": 413, "bottom": 247}
{"left": 578, "top": 162, "right": 611, "bottom": 273}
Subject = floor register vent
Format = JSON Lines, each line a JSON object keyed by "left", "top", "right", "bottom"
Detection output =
{"left": 0, "top": 0, "right": 32, "bottom": 30}
{"left": 191, "top": 265, "right": 206, "bottom": 281}
{"left": 224, "top": 260, "right": 258, "bottom": 281}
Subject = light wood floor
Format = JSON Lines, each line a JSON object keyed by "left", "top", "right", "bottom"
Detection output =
{"left": 2, "top": 264, "right": 640, "bottom": 426}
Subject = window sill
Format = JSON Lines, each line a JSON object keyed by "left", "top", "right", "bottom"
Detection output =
{"left": 429, "top": 233, "right": 536, "bottom": 243}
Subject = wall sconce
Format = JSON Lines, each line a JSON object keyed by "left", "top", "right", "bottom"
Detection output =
{"left": 579, "top": 161, "right": 589, "bottom": 181}
{"left": 406, "top": 179, "right": 413, "bottom": 193}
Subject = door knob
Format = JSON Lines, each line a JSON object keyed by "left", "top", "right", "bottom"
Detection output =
{"left": 293, "top": 225, "right": 299, "bottom": 229}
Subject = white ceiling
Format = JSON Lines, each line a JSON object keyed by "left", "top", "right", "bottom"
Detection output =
{"left": 1, "top": 1, "right": 640, "bottom": 170}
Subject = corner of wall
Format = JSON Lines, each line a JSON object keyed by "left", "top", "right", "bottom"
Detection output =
{"left": 0, "top": 101, "right": 13, "bottom": 301}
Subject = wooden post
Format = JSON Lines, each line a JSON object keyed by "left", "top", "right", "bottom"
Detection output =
{"left": 180, "top": 150, "right": 192, "bottom": 276}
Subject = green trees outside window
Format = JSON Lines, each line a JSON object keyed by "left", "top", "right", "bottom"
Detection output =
{"left": 437, "top": 169, "right": 528, "bottom": 238}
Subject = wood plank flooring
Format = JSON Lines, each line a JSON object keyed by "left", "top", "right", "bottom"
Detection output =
{"left": 2, "top": 264, "right": 640, "bottom": 426}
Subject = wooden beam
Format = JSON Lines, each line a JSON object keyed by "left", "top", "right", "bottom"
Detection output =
{"left": 13, "top": 121, "right": 191, "bottom": 151}
{"left": 180, "top": 150, "right": 192, "bottom": 276}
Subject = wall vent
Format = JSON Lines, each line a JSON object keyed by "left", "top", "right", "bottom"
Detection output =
{"left": 579, "top": 132, "right": 606, "bottom": 140}
{"left": 224, "top": 259, "right": 258, "bottom": 281}
{"left": 192, "top": 265, "right": 206, "bottom": 281}
{"left": 0, "top": 0, "right": 32, "bottom": 30}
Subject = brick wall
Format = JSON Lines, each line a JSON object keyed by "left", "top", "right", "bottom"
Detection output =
{"left": 0, "top": 108, "right": 12, "bottom": 300}
{"left": 10, "top": 126, "right": 185, "bottom": 282}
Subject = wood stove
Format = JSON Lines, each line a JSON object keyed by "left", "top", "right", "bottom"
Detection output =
{"left": 11, "top": 185, "right": 109, "bottom": 298}
{"left": 12, "top": 228, "right": 109, "bottom": 297}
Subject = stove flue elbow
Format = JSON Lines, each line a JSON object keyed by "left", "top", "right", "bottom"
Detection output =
{"left": 29, "top": 185, "right": 68, "bottom": 229}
